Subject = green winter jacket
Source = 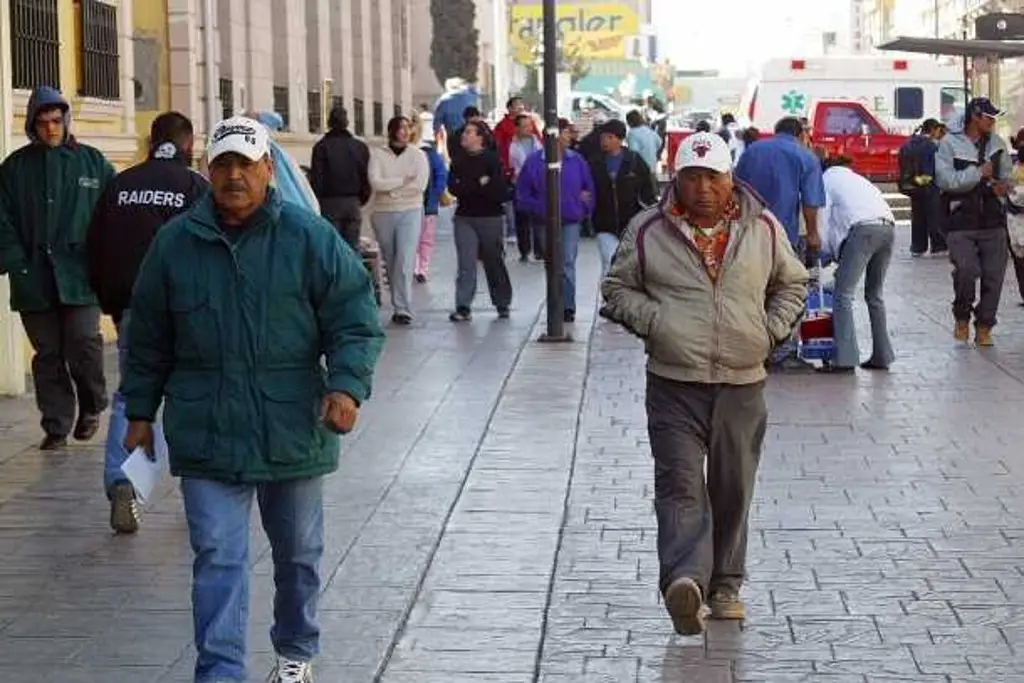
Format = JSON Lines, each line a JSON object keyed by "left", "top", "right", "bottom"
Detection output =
{"left": 122, "top": 189, "right": 385, "bottom": 483}
{"left": 0, "top": 86, "right": 115, "bottom": 311}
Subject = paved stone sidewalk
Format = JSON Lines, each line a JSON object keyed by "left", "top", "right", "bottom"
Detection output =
{"left": 2, "top": 227, "right": 1024, "bottom": 683}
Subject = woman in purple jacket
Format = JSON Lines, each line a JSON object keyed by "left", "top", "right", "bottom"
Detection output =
{"left": 515, "top": 118, "right": 595, "bottom": 323}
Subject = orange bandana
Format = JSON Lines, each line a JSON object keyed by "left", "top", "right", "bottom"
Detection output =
{"left": 670, "top": 198, "right": 739, "bottom": 281}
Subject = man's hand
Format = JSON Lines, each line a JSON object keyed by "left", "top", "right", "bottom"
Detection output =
{"left": 322, "top": 392, "right": 359, "bottom": 434}
{"left": 581, "top": 191, "right": 593, "bottom": 204}
{"left": 993, "top": 181, "right": 1011, "bottom": 197}
{"left": 124, "top": 421, "right": 156, "bottom": 462}
{"left": 804, "top": 231, "right": 822, "bottom": 255}
{"left": 981, "top": 161, "right": 995, "bottom": 179}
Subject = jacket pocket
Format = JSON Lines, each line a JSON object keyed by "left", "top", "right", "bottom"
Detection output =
{"left": 163, "top": 375, "right": 214, "bottom": 463}
{"left": 716, "top": 301, "right": 773, "bottom": 370}
{"left": 259, "top": 375, "right": 320, "bottom": 464}
{"left": 169, "top": 291, "right": 219, "bottom": 362}
{"left": 646, "top": 304, "right": 708, "bottom": 369}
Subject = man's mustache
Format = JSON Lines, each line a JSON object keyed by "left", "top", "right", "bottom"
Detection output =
{"left": 223, "top": 182, "right": 247, "bottom": 191}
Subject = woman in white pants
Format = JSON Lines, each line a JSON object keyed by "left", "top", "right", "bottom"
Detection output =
{"left": 369, "top": 116, "right": 430, "bottom": 324}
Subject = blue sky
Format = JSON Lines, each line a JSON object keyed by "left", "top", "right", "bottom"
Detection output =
{"left": 653, "top": 0, "right": 850, "bottom": 76}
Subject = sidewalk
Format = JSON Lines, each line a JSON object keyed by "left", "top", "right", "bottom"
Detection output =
{"left": 1, "top": 227, "right": 1024, "bottom": 682}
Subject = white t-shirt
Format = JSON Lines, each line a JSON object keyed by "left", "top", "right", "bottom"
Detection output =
{"left": 821, "top": 165, "right": 895, "bottom": 257}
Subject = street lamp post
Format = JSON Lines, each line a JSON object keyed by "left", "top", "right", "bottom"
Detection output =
{"left": 538, "top": 0, "right": 571, "bottom": 342}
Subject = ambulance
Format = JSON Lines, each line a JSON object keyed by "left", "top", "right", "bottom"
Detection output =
{"left": 741, "top": 56, "right": 967, "bottom": 134}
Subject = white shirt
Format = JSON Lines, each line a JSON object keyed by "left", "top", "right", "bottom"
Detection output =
{"left": 821, "top": 165, "right": 895, "bottom": 258}
{"left": 509, "top": 136, "right": 541, "bottom": 181}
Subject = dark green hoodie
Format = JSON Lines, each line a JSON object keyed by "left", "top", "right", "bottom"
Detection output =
{"left": 0, "top": 86, "right": 115, "bottom": 311}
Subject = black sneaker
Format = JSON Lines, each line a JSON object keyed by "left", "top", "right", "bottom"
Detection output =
{"left": 414, "top": 273, "right": 427, "bottom": 284}
{"left": 110, "top": 481, "right": 140, "bottom": 535}
{"left": 73, "top": 413, "right": 101, "bottom": 441}
{"left": 497, "top": 307, "right": 510, "bottom": 319}
{"left": 39, "top": 434, "right": 68, "bottom": 451}
{"left": 391, "top": 312, "right": 413, "bottom": 326}
{"left": 449, "top": 308, "right": 472, "bottom": 323}
{"left": 563, "top": 309, "right": 576, "bottom": 323}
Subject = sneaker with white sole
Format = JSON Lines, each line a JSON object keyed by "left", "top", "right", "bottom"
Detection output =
{"left": 267, "top": 658, "right": 313, "bottom": 683}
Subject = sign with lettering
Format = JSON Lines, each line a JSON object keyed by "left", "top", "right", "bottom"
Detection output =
{"left": 509, "top": 3, "right": 640, "bottom": 65}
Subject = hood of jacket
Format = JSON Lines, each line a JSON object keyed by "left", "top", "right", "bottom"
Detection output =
{"left": 25, "top": 86, "right": 71, "bottom": 144}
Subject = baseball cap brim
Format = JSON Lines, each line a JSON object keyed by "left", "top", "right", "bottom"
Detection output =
{"left": 208, "top": 137, "right": 268, "bottom": 163}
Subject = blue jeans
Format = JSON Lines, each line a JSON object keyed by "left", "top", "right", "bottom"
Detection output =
{"left": 563, "top": 222, "right": 581, "bottom": 312}
{"left": 596, "top": 232, "right": 620, "bottom": 277}
{"left": 103, "top": 311, "right": 167, "bottom": 495}
{"left": 182, "top": 476, "right": 324, "bottom": 683}
{"left": 832, "top": 221, "right": 896, "bottom": 368}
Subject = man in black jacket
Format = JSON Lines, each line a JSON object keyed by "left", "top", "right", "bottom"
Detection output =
{"left": 587, "top": 119, "right": 657, "bottom": 275}
{"left": 85, "top": 111, "right": 208, "bottom": 534}
{"left": 309, "top": 105, "right": 371, "bottom": 249}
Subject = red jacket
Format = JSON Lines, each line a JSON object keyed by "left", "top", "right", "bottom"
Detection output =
{"left": 494, "top": 114, "right": 542, "bottom": 179}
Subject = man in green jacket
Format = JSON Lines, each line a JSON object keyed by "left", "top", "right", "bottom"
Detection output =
{"left": 0, "top": 86, "right": 115, "bottom": 450}
{"left": 121, "top": 116, "right": 385, "bottom": 683}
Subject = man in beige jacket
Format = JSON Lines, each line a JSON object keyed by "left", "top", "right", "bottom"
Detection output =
{"left": 600, "top": 132, "right": 808, "bottom": 636}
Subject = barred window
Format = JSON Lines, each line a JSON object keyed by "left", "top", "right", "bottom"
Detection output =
{"left": 373, "top": 101, "right": 384, "bottom": 136}
{"left": 11, "top": 0, "right": 60, "bottom": 90}
{"left": 79, "top": 0, "right": 120, "bottom": 100}
{"left": 273, "top": 86, "right": 289, "bottom": 131}
{"left": 308, "top": 91, "right": 322, "bottom": 133}
{"left": 219, "top": 78, "right": 234, "bottom": 121}
{"left": 353, "top": 98, "right": 365, "bottom": 136}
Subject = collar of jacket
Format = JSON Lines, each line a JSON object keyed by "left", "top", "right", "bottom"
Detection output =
{"left": 186, "top": 187, "right": 283, "bottom": 241}
{"left": 32, "top": 135, "right": 80, "bottom": 152}
{"left": 657, "top": 179, "right": 766, "bottom": 230}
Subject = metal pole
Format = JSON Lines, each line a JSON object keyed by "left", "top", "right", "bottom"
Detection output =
{"left": 539, "top": 0, "right": 569, "bottom": 342}
{"left": 201, "top": 0, "right": 219, "bottom": 133}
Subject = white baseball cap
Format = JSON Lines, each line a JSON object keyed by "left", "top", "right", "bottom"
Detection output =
{"left": 207, "top": 116, "right": 270, "bottom": 163}
{"left": 675, "top": 132, "right": 732, "bottom": 174}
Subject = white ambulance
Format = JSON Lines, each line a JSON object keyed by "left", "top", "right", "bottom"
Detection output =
{"left": 741, "top": 56, "right": 968, "bottom": 134}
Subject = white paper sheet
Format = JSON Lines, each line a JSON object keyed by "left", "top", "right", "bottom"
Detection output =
{"left": 120, "top": 442, "right": 168, "bottom": 504}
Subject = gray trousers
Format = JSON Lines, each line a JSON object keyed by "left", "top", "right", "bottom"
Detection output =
{"left": 453, "top": 215, "right": 513, "bottom": 311}
{"left": 947, "top": 229, "right": 1009, "bottom": 327}
{"left": 20, "top": 305, "right": 108, "bottom": 437}
{"left": 320, "top": 196, "right": 363, "bottom": 250}
{"left": 373, "top": 208, "right": 422, "bottom": 317}
{"left": 645, "top": 374, "right": 767, "bottom": 596}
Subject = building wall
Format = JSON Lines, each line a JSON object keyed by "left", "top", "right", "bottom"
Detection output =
{"left": 133, "top": 0, "right": 172, "bottom": 157}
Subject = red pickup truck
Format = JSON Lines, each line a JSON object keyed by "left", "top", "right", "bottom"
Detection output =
{"left": 667, "top": 99, "right": 909, "bottom": 183}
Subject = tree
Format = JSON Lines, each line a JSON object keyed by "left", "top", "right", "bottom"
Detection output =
{"left": 430, "top": 0, "right": 480, "bottom": 84}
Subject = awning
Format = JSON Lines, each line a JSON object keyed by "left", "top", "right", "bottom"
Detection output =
{"left": 877, "top": 36, "right": 1024, "bottom": 58}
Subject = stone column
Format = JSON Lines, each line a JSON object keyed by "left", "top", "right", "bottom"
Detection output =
{"left": 219, "top": 0, "right": 250, "bottom": 116}
{"left": 117, "top": 0, "right": 136, "bottom": 136}
{"left": 0, "top": 0, "right": 25, "bottom": 395}
{"left": 167, "top": 0, "right": 203, "bottom": 127}
{"left": 246, "top": 0, "right": 274, "bottom": 112}
{"left": 331, "top": 0, "right": 356, "bottom": 122}
{"left": 378, "top": 0, "right": 395, "bottom": 119}
{"left": 307, "top": 0, "right": 332, "bottom": 132}
{"left": 357, "top": 0, "right": 374, "bottom": 136}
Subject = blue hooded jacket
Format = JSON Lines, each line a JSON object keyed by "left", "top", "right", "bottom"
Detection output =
{"left": 421, "top": 141, "right": 448, "bottom": 215}
{"left": 433, "top": 85, "right": 480, "bottom": 136}
{"left": 252, "top": 111, "right": 320, "bottom": 213}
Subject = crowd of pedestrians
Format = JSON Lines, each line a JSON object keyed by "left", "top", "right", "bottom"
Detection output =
{"left": 7, "top": 74, "right": 1024, "bottom": 678}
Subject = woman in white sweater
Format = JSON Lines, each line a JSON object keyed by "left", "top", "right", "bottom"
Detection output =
{"left": 369, "top": 116, "right": 430, "bottom": 324}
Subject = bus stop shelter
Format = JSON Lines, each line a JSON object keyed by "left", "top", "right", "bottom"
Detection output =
{"left": 876, "top": 36, "right": 1024, "bottom": 111}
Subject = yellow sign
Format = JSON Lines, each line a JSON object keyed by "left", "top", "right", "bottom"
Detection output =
{"left": 509, "top": 4, "right": 640, "bottom": 65}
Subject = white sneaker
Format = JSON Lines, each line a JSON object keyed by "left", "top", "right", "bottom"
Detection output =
{"left": 267, "top": 657, "right": 313, "bottom": 683}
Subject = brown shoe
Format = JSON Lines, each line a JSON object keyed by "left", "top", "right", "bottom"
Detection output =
{"left": 709, "top": 589, "right": 746, "bottom": 620}
{"left": 954, "top": 320, "right": 970, "bottom": 342}
{"left": 664, "top": 577, "right": 706, "bottom": 636}
{"left": 975, "top": 325, "right": 994, "bottom": 347}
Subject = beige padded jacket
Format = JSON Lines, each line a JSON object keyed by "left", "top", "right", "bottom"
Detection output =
{"left": 600, "top": 183, "right": 809, "bottom": 385}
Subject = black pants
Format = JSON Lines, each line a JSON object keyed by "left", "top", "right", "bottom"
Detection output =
{"left": 947, "top": 229, "right": 1009, "bottom": 327}
{"left": 515, "top": 210, "right": 544, "bottom": 260}
{"left": 320, "top": 196, "right": 363, "bottom": 250}
{"left": 454, "top": 215, "right": 513, "bottom": 311}
{"left": 20, "top": 305, "right": 108, "bottom": 437}
{"left": 645, "top": 374, "right": 767, "bottom": 596}
{"left": 909, "top": 187, "right": 946, "bottom": 254}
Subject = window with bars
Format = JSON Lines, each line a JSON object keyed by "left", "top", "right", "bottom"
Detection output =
{"left": 219, "top": 78, "right": 234, "bottom": 120}
{"left": 273, "top": 86, "right": 290, "bottom": 131}
{"left": 353, "top": 98, "right": 365, "bottom": 136}
{"left": 373, "top": 101, "right": 384, "bottom": 136}
{"left": 308, "top": 91, "right": 322, "bottom": 133}
{"left": 79, "top": 0, "right": 120, "bottom": 100}
{"left": 11, "top": 0, "right": 60, "bottom": 90}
